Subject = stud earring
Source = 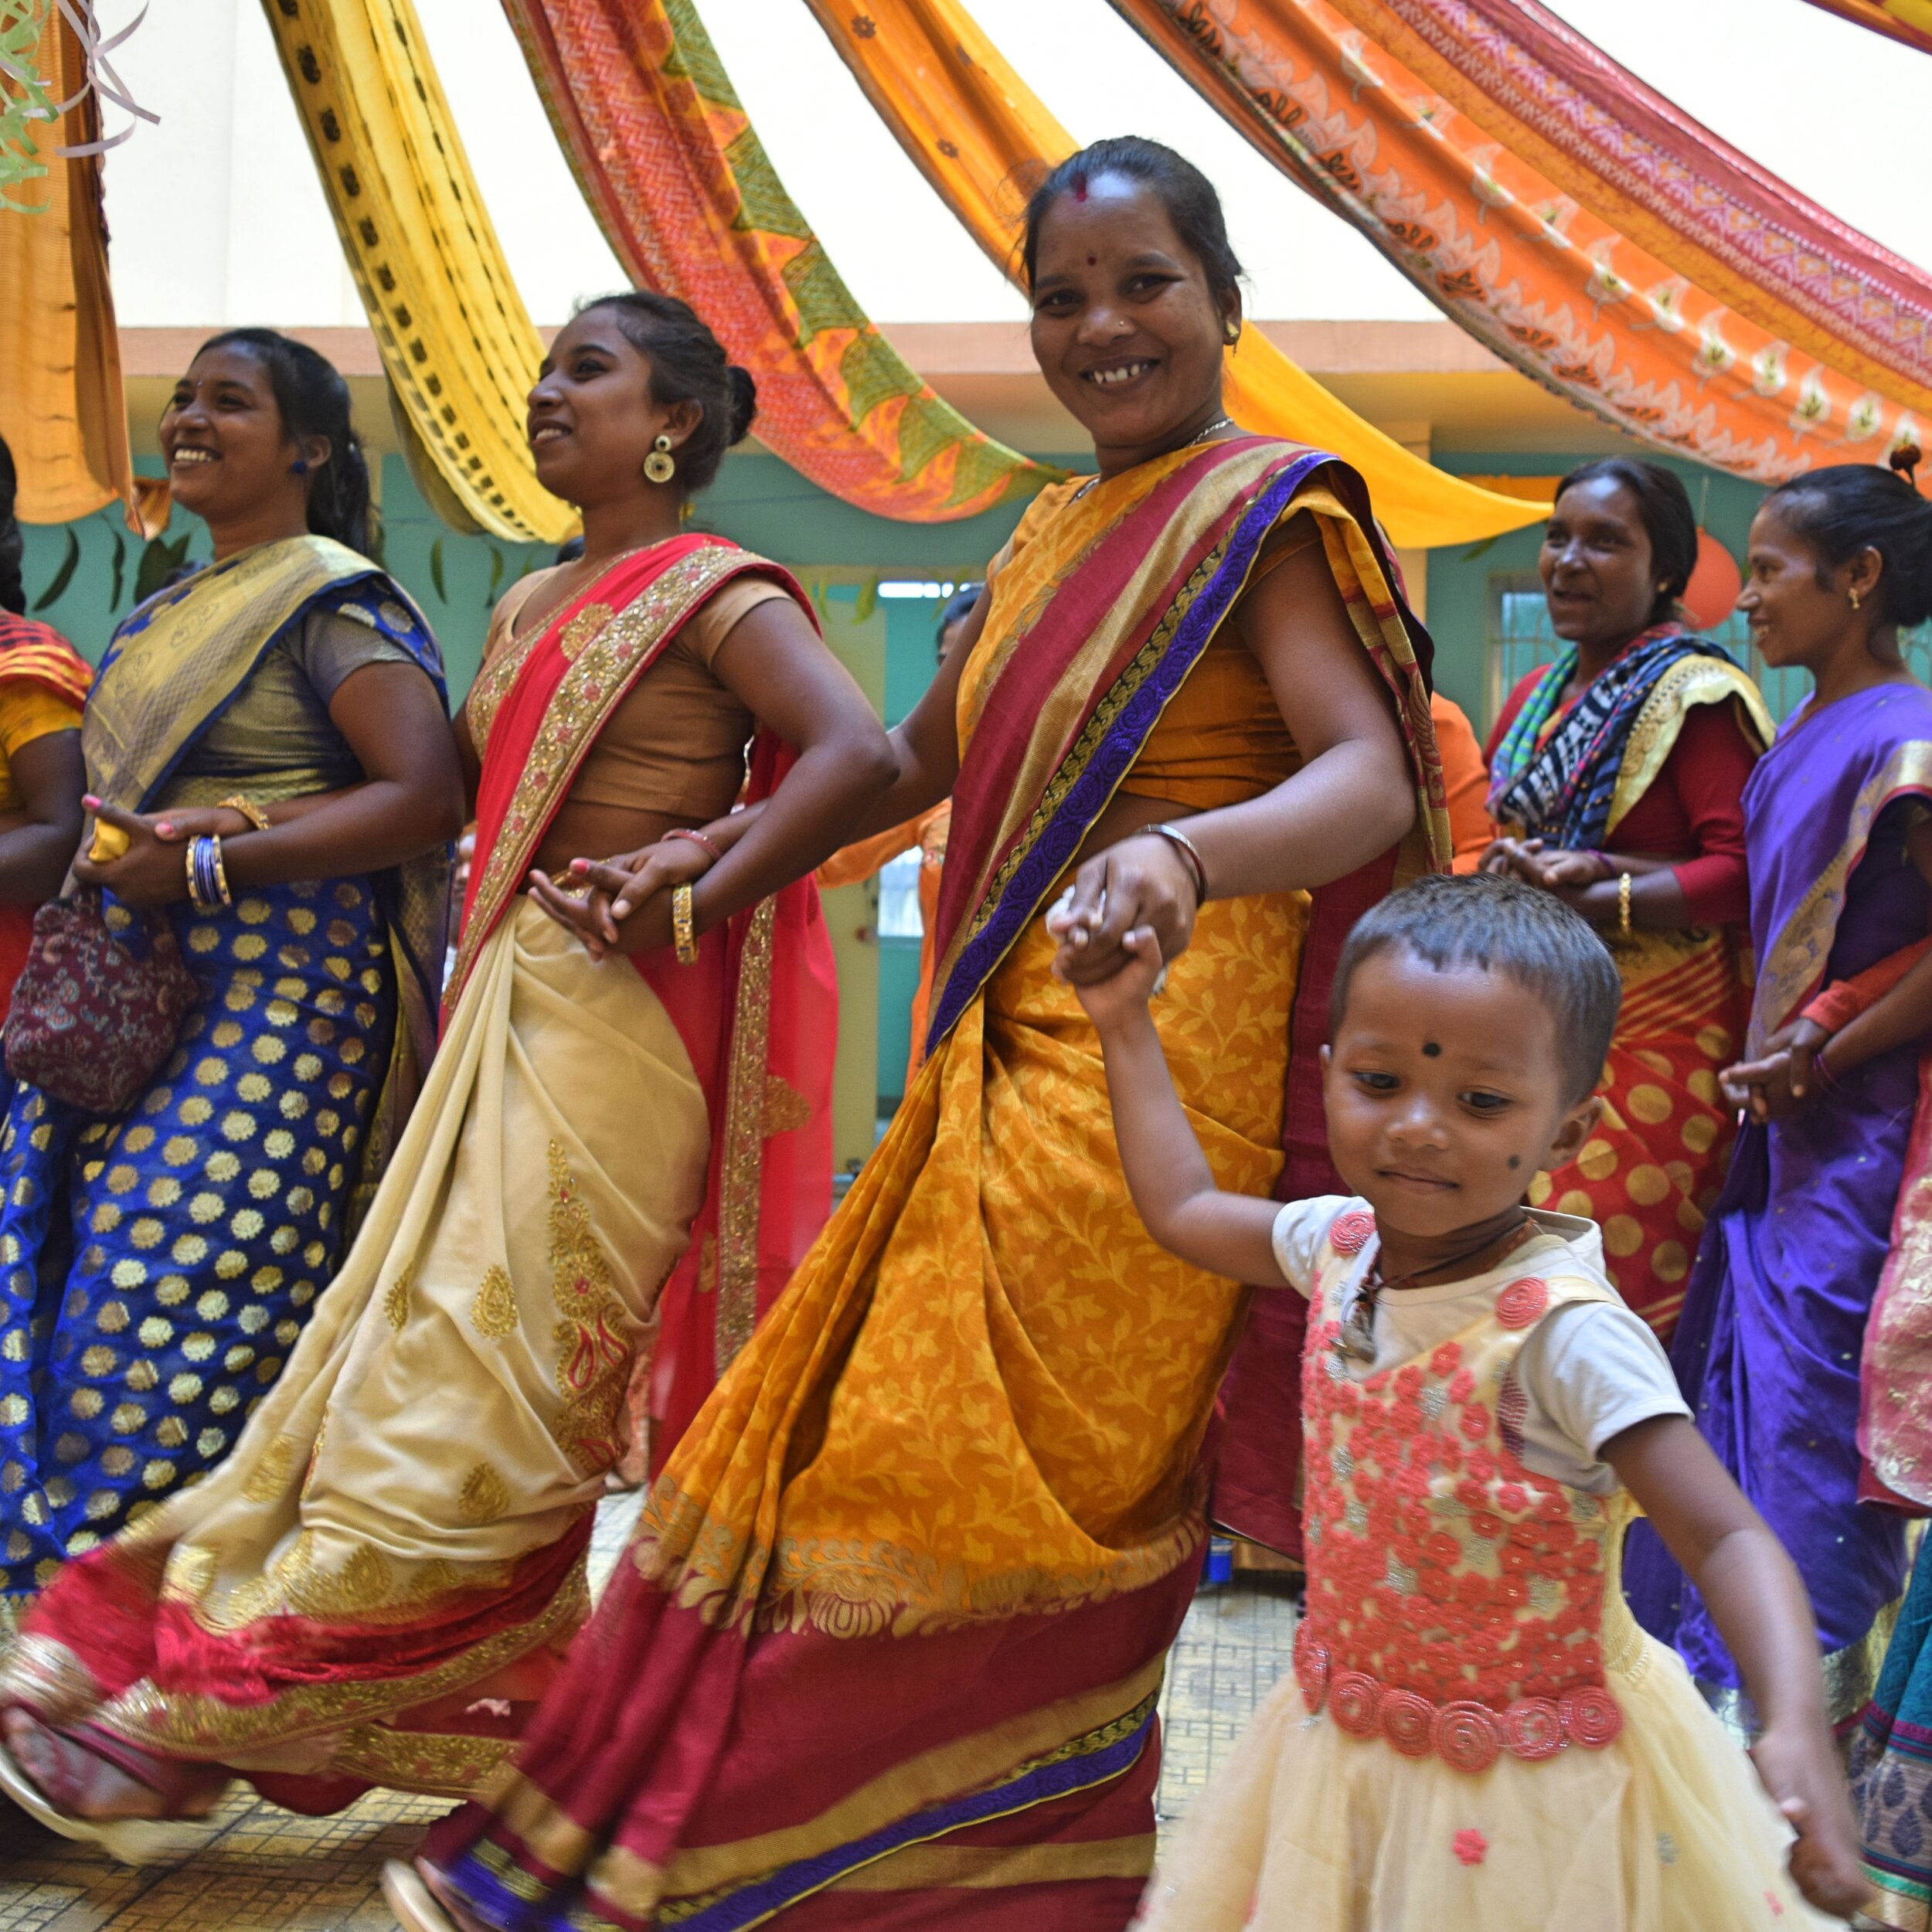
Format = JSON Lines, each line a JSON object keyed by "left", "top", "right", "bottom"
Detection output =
{"left": 1224, "top": 320, "right": 1241, "bottom": 345}
{"left": 1851, "top": 587, "right": 1863, "bottom": 611}
{"left": 644, "top": 434, "right": 676, "bottom": 485}
{"left": 291, "top": 458, "right": 308, "bottom": 476}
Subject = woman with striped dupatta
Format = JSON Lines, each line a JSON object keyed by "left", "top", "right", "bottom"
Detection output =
{"left": 1482, "top": 460, "right": 1771, "bottom": 1340}
{"left": 395, "top": 138, "right": 1446, "bottom": 1932}
{"left": 0, "top": 297, "right": 888, "bottom": 1855}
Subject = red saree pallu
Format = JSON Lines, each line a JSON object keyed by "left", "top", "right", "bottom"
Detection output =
{"left": 419, "top": 437, "right": 1446, "bottom": 1929}
{"left": 0, "top": 538, "right": 834, "bottom": 1808}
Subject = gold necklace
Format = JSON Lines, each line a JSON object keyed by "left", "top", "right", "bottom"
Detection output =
{"left": 1069, "top": 414, "right": 1238, "bottom": 504}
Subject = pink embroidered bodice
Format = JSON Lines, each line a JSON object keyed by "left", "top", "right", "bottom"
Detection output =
{"left": 1294, "top": 1207, "right": 1631, "bottom": 1772}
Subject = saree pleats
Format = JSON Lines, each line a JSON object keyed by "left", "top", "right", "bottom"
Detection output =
{"left": 3, "top": 900, "right": 710, "bottom": 1798}
{"left": 0, "top": 876, "right": 395, "bottom": 1595}
{"left": 1527, "top": 927, "right": 1744, "bottom": 1336}
{"left": 426, "top": 893, "right": 1302, "bottom": 1929}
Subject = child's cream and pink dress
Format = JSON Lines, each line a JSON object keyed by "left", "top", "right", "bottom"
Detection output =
{"left": 1138, "top": 1199, "right": 1838, "bottom": 1931}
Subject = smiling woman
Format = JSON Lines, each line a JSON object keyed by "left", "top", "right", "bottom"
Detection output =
{"left": 399, "top": 138, "right": 1446, "bottom": 1932}
{"left": 0, "top": 293, "right": 893, "bottom": 1850}
{"left": 1481, "top": 460, "right": 1773, "bottom": 1341}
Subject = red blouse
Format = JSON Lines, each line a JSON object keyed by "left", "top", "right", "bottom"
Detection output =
{"left": 1486, "top": 667, "right": 1758, "bottom": 927}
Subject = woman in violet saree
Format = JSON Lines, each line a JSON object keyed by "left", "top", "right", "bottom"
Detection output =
{"left": 398, "top": 138, "right": 1445, "bottom": 1932}
{"left": 1625, "top": 461, "right": 1932, "bottom": 1757}
{"left": 1482, "top": 460, "right": 1771, "bottom": 1342}
{"left": 0, "top": 332, "right": 458, "bottom": 1624}
{"left": 0, "top": 297, "right": 889, "bottom": 1851}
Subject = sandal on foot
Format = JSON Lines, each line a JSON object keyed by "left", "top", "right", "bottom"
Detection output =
{"left": 0, "top": 1734, "right": 217, "bottom": 1866}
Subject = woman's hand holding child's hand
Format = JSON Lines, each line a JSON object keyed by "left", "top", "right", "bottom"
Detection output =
{"left": 1750, "top": 1724, "right": 1874, "bottom": 1920}
{"left": 1061, "top": 923, "right": 1166, "bottom": 1033}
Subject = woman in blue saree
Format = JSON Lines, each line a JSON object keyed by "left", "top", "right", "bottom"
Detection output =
{"left": 1626, "top": 458, "right": 1932, "bottom": 1748}
{"left": 0, "top": 329, "right": 462, "bottom": 1614}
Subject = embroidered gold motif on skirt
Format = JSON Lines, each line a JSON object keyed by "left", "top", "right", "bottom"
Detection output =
{"left": 458, "top": 1462, "right": 511, "bottom": 1525}
{"left": 383, "top": 1263, "right": 413, "bottom": 1331}
{"left": 471, "top": 1264, "right": 518, "bottom": 1340}
{"left": 546, "top": 1141, "right": 631, "bottom": 1476}
{"left": 241, "top": 1433, "right": 299, "bottom": 1504}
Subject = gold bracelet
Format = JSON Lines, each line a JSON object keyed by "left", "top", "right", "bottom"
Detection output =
{"left": 1617, "top": 871, "right": 1632, "bottom": 939}
{"left": 672, "top": 882, "right": 699, "bottom": 965}
{"left": 218, "top": 794, "right": 274, "bottom": 833}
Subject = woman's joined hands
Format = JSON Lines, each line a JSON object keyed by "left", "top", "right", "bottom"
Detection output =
{"left": 71, "top": 801, "right": 253, "bottom": 909}
{"left": 526, "top": 835, "right": 712, "bottom": 961}
{"left": 1720, "top": 1019, "right": 1831, "bottom": 1124}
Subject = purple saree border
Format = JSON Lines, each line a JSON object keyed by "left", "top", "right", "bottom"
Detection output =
{"left": 446, "top": 1702, "right": 1158, "bottom": 1932}
{"left": 923, "top": 447, "right": 1335, "bottom": 1054}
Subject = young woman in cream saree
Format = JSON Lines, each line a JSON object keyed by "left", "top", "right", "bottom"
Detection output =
{"left": 401, "top": 138, "right": 1448, "bottom": 1932}
{"left": 0, "top": 294, "right": 892, "bottom": 1852}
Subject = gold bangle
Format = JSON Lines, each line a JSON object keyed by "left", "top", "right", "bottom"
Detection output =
{"left": 218, "top": 794, "right": 273, "bottom": 833}
{"left": 672, "top": 882, "right": 699, "bottom": 965}
{"left": 1617, "top": 871, "right": 1632, "bottom": 939}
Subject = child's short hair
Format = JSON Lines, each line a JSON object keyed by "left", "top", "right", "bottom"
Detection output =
{"left": 1331, "top": 874, "right": 1621, "bottom": 1104}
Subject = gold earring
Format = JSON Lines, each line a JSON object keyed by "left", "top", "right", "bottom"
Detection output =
{"left": 644, "top": 434, "right": 675, "bottom": 485}
{"left": 1851, "top": 587, "right": 1862, "bottom": 611}
{"left": 1224, "top": 320, "right": 1241, "bottom": 345}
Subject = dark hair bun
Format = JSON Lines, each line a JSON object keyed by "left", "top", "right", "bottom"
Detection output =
{"left": 1764, "top": 462, "right": 1932, "bottom": 632}
{"left": 726, "top": 366, "right": 757, "bottom": 447}
{"left": 579, "top": 292, "right": 749, "bottom": 494}
{"left": 0, "top": 432, "right": 22, "bottom": 616}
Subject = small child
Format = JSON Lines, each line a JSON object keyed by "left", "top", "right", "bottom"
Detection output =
{"left": 1066, "top": 872, "right": 1869, "bottom": 1928}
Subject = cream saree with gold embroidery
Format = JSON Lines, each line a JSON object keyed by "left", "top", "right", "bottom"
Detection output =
{"left": 3, "top": 899, "right": 707, "bottom": 1801}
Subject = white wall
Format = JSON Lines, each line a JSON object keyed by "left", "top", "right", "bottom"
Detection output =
{"left": 97, "top": 0, "right": 1930, "bottom": 334}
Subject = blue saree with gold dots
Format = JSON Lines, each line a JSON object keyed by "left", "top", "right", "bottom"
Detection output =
{"left": 0, "top": 536, "right": 447, "bottom": 1607}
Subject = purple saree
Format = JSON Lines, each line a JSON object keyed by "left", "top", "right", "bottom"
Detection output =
{"left": 1626, "top": 682, "right": 1932, "bottom": 1732}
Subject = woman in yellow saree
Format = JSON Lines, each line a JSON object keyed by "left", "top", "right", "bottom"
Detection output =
{"left": 400, "top": 138, "right": 1447, "bottom": 1932}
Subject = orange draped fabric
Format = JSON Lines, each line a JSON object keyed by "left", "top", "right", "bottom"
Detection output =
{"left": 502, "top": 0, "right": 1056, "bottom": 522}
{"left": 801, "top": 0, "right": 1547, "bottom": 548}
{"left": 1798, "top": 0, "right": 1932, "bottom": 53}
{"left": 1107, "top": 0, "right": 1927, "bottom": 484}
{"left": 0, "top": 9, "right": 145, "bottom": 529}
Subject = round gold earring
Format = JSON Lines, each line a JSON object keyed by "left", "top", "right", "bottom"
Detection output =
{"left": 1851, "top": 587, "right": 1862, "bottom": 611}
{"left": 1224, "top": 320, "right": 1241, "bottom": 345}
{"left": 644, "top": 434, "right": 675, "bottom": 485}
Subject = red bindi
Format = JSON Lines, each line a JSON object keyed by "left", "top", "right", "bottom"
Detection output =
{"left": 1087, "top": 253, "right": 1097, "bottom": 265}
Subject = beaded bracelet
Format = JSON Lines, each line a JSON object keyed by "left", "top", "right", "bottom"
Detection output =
{"left": 665, "top": 827, "right": 723, "bottom": 864}
{"left": 672, "top": 882, "right": 699, "bottom": 965}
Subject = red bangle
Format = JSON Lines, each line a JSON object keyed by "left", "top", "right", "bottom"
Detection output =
{"left": 665, "top": 828, "right": 723, "bottom": 863}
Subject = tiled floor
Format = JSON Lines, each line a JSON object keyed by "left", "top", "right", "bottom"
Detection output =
{"left": 0, "top": 1512, "right": 1298, "bottom": 1931}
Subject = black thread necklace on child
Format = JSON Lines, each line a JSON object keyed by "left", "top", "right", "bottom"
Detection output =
{"left": 1335, "top": 1213, "right": 1536, "bottom": 1364}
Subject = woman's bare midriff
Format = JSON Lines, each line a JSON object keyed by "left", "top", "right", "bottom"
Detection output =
{"left": 529, "top": 800, "right": 696, "bottom": 883}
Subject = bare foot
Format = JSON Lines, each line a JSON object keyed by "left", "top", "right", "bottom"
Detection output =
{"left": 1, "top": 1709, "right": 222, "bottom": 1822}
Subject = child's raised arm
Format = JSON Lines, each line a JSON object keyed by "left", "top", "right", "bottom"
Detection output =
{"left": 1067, "top": 927, "right": 1287, "bottom": 1287}
{"left": 1604, "top": 1415, "right": 1872, "bottom": 1921}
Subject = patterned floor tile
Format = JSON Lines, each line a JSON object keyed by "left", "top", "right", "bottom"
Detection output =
{"left": 0, "top": 1506, "right": 1298, "bottom": 1927}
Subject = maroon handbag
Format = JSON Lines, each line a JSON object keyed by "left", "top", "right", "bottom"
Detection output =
{"left": 4, "top": 891, "right": 198, "bottom": 1114}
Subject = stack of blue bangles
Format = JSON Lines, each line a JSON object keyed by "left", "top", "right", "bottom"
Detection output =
{"left": 185, "top": 833, "right": 232, "bottom": 913}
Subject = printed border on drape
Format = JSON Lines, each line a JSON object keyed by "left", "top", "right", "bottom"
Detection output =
{"left": 260, "top": 0, "right": 574, "bottom": 543}
{"left": 1106, "top": 0, "right": 1926, "bottom": 485}
{"left": 804, "top": 0, "right": 1548, "bottom": 548}
{"left": 500, "top": 0, "right": 1059, "bottom": 522}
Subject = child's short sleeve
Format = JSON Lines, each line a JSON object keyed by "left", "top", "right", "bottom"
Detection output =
{"left": 1268, "top": 1196, "right": 1352, "bottom": 1296}
{"left": 1515, "top": 1302, "right": 1690, "bottom": 1463}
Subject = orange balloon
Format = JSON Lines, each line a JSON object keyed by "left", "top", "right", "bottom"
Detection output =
{"left": 1682, "top": 530, "right": 1743, "bottom": 632}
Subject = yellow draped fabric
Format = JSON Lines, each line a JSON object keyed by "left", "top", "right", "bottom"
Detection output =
{"left": 802, "top": 0, "right": 1549, "bottom": 549}
{"left": 258, "top": 0, "right": 572, "bottom": 544}
{"left": 0, "top": 7, "right": 141, "bottom": 527}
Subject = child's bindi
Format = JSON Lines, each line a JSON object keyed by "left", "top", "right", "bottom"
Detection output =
{"left": 1087, "top": 253, "right": 1097, "bottom": 265}
{"left": 1421, "top": 1041, "right": 1442, "bottom": 1057}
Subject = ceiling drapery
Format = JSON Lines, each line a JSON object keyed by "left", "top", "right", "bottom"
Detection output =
{"left": 0, "top": 4, "right": 144, "bottom": 526}
{"left": 502, "top": 0, "right": 1058, "bottom": 522}
{"left": 806, "top": 0, "right": 1549, "bottom": 547}
{"left": 1107, "top": 0, "right": 1923, "bottom": 483}
{"left": 261, "top": 0, "right": 574, "bottom": 543}
{"left": 1796, "top": 0, "right": 1932, "bottom": 55}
